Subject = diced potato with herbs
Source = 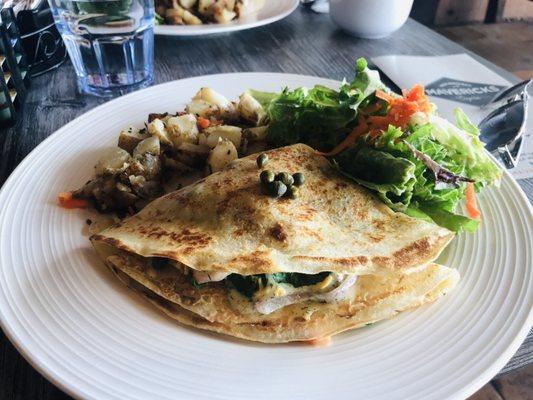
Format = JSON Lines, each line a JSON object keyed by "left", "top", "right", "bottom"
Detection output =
{"left": 133, "top": 136, "right": 161, "bottom": 157}
{"left": 165, "top": 8, "right": 183, "bottom": 24}
{"left": 207, "top": 138, "right": 238, "bottom": 173}
{"left": 174, "top": 142, "right": 210, "bottom": 167}
{"left": 242, "top": 125, "right": 268, "bottom": 142}
{"left": 213, "top": 6, "right": 236, "bottom": 23}
{"left": 148, "top": 118, "right": 173, "bottom": 146}
{"left": 95, "top": 148, "right": 131, "bottom": 176}
{"left": 166, "top": 114, "right": 199, "bottom": 147}
{"left": 118, "top": 126, "right": 149, "bottom": 154}
{"left": 128, "top": 152, "right": 161, "bottom": 180}
{"left": 198, "top": 133, "right": 222, "bottom": 148}
{"left": 238, "top": 92, "right": 266, "bottom": 125}
{"left": 182, "top": 9, "right": 202, "bottom": 24}
{"left": 165, "top": 2, "right": 202, "bottom": 25}
{"left": 203, "top": 125, "right": 242, "bottom": 148}
{"left": 225, "top": 0, "right": 235, "bottom": 10}
{"left": 188, "top": 88, "right": 239, "bottom": 120}
{"left": 179, "top": 0, "right": 197, "bottom": 9}
{"left": 198, "top": 0, "right": 216, "bottom": 14}
{"left": 185, "top": 99, "right": 218, "bottom": 118}
{"left": 193, "top": 87, "right": 233, "bottom": 110}
{"left": 163, "top": 155, "right": 195, "bottom": 173}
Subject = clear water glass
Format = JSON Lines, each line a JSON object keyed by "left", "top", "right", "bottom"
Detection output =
{"left": 48, "top": 0, "right": 154, "bottom": 97}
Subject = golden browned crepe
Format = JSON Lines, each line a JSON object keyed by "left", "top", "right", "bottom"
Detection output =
{"left": 91, "top": 144, "right": 454, "bottom": 277}
{"left": 90, "top": 144, "right": 459, "bottom": 343}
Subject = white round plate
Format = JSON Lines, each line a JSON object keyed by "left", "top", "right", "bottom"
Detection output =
{"left": 0, "top": 73, "right": 532, "bottom": 400}
{"left": 154, "top": 0, "right": 298, "bottom": 36}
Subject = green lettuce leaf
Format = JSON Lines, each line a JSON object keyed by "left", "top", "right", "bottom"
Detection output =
{"left": 250, "top": 59, "right": 383, "bottom": 150}
{"left": 335, "top": 124, "right": 483, "bottom": 232}
{"left": 424, "top": 111, "right": 501, "bottom": 183}
{"left": 419, "top": 206, "right": 480, "bottom": 233}
{"left": 335, "top": 145, "right": 416, "bottom": 209}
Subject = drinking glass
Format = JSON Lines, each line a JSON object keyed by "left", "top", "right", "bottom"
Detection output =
{"left": 48, "top": 0, "right": 154, "bottom": 97}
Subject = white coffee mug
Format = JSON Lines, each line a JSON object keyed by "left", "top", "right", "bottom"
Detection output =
{"left": 330, "top": 0, "right": 414, "bottom": 39}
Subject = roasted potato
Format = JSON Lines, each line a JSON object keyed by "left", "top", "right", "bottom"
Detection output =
{"left": 147, "top": 118, "right": 172, "bottom": 146}
{"left": 183, "top": 9, "right": 202, "bottom": 24}
{"left": 133, "top": 136, "right": 161, "bottom": 157}
{"left": 203, "top": 125, "right": 242, "bottom": 148}
{"left": 193, "top": 87, "right": 232, "bottom": 110}
{"left": 185, "top": 99, "right": 218, "bottom": 119}
{"left": 198, "top": 132, "right": 222, "bottom": 148}
{"left": 166, "top": 114, "right": 199, "bottom": 147}
{"left": 238, "top": 91, "right": 266, "bottom": 125}
{"left": 242, "top": 125, "right": 268, "bottom": 142}
{"left": 174, "top": 142, "right": 210, "bottom": 167}
{"left": 192, "top": 87, "right": 238, "bottom": 120}
{"left": 179, "top": 0, "right": 197, "bottom": 9}
{"left": 127, "top": 153, "right": 162, "bottom": 180}
{"left": 95, "top": 148, "right": 131, "bottom": 176}
{"left": 198, "top": 0, "right": 216, "bottom": 14}
{"left": 165, "top": 8, "right": 184, "bottom": 24}
{"left": 118, "top": 126, "right": 149, "bottom": 153}
{"left": 225, "top": 0, "right": 235, "bottom": 10}
{"left": 207, "top": 138, "right": 238, "bottom": 172}
{"left": 212, "top": 5, "right": 236, "bottom": 23}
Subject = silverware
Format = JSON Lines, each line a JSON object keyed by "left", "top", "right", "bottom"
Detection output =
{"left": 478, "top": 80, "right": 531, "bottom": 169}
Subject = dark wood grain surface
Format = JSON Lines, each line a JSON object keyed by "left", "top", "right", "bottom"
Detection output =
{"left": 0, "top": 7, "right": 531, "bottom": 399}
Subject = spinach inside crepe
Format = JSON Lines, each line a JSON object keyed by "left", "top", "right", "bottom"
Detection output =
{"left": 91, "top": 144, "right": 459, "bottom": 343}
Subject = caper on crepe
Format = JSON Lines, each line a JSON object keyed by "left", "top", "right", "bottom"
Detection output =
{"left": 91, "top": 144, "right": 458, "bottom": 343}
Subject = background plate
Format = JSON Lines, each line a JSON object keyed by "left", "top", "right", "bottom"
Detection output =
{"left": 0, "top": 73, "right": 532, "bottom": 400}
{"left": 154, "top": 0, "right": 298, "bottom": 36}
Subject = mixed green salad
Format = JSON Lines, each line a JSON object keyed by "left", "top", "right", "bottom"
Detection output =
{"left": 250, "top": 58, "right": 501, "bottom": 232}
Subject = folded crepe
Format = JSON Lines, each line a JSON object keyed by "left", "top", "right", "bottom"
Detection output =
{"left": 91, "top": 144, "right": 459, "bottom": 343}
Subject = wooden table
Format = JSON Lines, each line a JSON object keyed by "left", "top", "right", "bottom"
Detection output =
{"left": 0, "top": 7, "right": 531, "bottom": 399}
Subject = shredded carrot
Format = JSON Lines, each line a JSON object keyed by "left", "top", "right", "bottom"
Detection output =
{"left": 58, "top": 192, "right": 88, "bottom": 209}
{"left": 402, "top": 84, "right": 432, "bottom": 114}
{"left": 465, "top": 182, "right": 481, "bottom": 219}
{"left": 308, "top": 336, "right": 332, "bottom": 347}
{"left": 369, "top": 85, "right": 431, "bottom": 131}
{"left": 316, "top": 117, "right": 368, "bottom": 156}
{"left": 316, "top": 84, "right": 431, "bottom": 157}
{"left": 387, "top": 100, "right": 419, "bottom": 128}
{"left": 197, "top": 117, "right": 210, "bottom": 129}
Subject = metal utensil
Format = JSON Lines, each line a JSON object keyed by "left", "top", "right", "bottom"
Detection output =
{"left": 478, "top": 80, "right": 531, "bottom": 169}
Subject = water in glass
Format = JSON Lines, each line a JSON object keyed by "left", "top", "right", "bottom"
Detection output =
{"left": 48, "top": 0, "right": 154, "bottom": 97}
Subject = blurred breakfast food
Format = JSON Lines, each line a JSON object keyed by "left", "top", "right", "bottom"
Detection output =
{"left": 155, "top": 0, "right": 266, "bottom": 25}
